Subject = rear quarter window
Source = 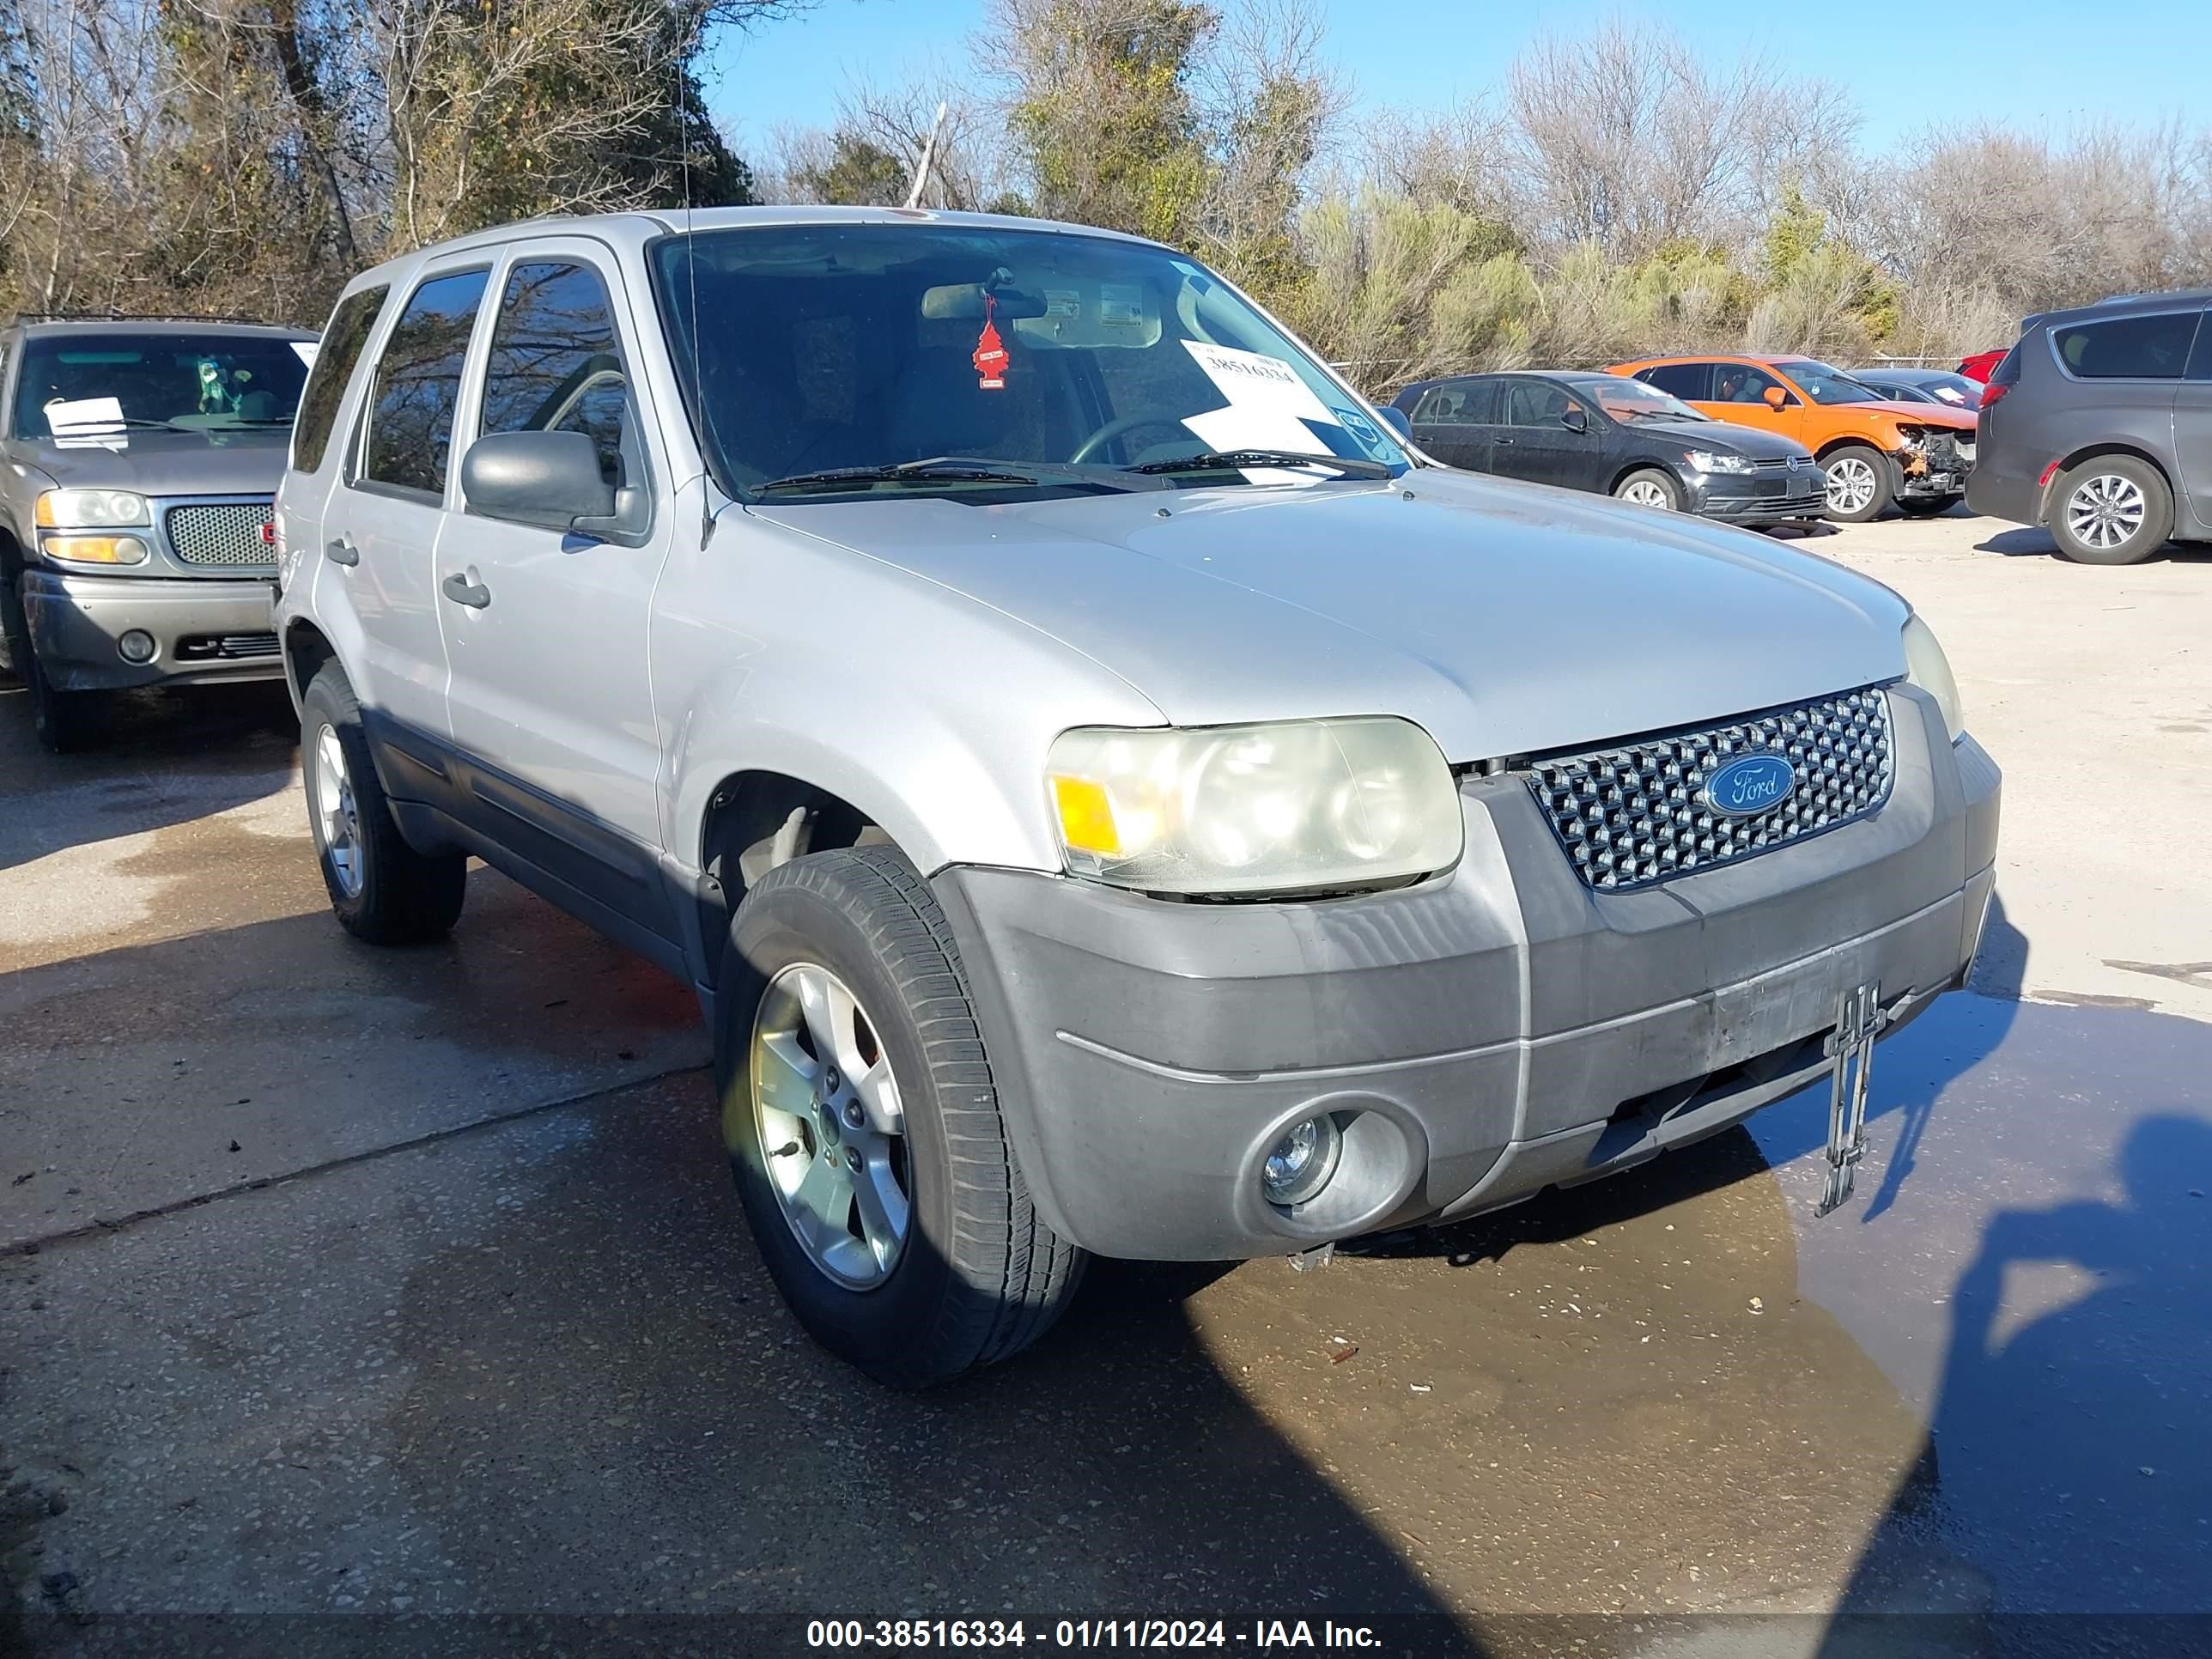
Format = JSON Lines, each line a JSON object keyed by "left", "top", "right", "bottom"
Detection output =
{"left": 2051, "top": 312, "right": 2200, "bottom": 380}
{"left": 293, "top": 286, "right": 387, "bottom": 475}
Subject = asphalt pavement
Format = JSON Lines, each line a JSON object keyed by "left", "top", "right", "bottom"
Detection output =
{"left": 3, "top": 512, "right": 2208, "bottom": 1659}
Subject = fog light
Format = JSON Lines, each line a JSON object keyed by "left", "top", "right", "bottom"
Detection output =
{"left": 1261, "top": 1114, "right": 1342, "bottom": 1207}
{"left": 118, "top": 629, "right": 156, "bottom": 664}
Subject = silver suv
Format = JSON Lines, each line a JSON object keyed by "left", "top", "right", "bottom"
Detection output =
{"left": 275, "top": 208, "right": 2001, "bottom": 1386}
{"left": 1966, "top": 289, "right": 2211, "bottom": 563}
{"left": 0, "top": 318, "right": 316, "bottom": 749}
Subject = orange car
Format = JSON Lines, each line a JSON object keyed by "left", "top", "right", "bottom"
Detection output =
{"left": 1606, "top": 354, "right": 1978, "bottom": 522}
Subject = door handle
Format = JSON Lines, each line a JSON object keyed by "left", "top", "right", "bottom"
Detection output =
{"left": 325, "top": 537, "right": 359, "bottom": 567}
{"left": 441, "top": 572, "right": 490, "bottom": 609}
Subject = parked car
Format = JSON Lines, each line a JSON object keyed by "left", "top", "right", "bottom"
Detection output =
{"left": 1391, "top": 370, "right": 1826, "bottom": 526}
{"left": 1846, "top": 366, "right": 1985, "bottom": 411}
{"left": 0, "top": 317, "right": 314, "bottom": 750}
{"left": 1966, "top": 289, "right": 2210, "bottom": 564}
{"left": 1607, "top": 353, "right": 1979, "bottom": 523}
{"left": 1958, "top": 349, "right": 2008, "bottom": 384}
{"left": 275, "top": 208, "right": 1999, "bottom": 1387}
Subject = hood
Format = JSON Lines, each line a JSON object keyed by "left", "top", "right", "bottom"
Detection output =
{"left": 7, "top": 425, "right": 290, "bottom": 497}
{"left": 1627, "top": 419, "right": 1808, "bottom": 459}
{"left": 750, "top": 470, "right": 1910, "bottom": 763}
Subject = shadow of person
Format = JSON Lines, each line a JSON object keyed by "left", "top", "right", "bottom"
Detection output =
{"left": 1824, "top": 1114, "right": 2212, "bottom": 1647}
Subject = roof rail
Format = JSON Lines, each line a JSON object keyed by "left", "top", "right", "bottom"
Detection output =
{"left": 8, "top": 312, "right": 289, "bottom": 326}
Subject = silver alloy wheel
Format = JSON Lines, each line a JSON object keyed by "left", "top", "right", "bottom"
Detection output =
{"left": 1825, "top": 455, "right": 1878, "bottom": 515}
{"left": 313, "top": 723, "right": 363, "bottom": 898}
{"left": 749, "top": 961, "right": 910, "bottom": 1291}
{"left": 1618, "top": 477, "right": 1674, "bottom": 510}
{"left": 2064, "top": 472, "right": 2146, "bottom": 551}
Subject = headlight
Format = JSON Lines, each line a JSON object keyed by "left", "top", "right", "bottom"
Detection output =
{"left": 1047, "top": 717, "right": 1464, "bottom": 896}
{"left": 1683, "top": 450, "right": 1753, "bottom": 475}
{"left": 1902, "top": 615, "right": 1964, "bottom": 741}
{"left": 36, "top": 489, "right": 151, "bottom": 528}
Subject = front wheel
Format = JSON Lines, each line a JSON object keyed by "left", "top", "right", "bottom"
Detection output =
{"left": 300, "top": 662, "right": 467, "bottom": 943}
{"left": 2049, "top": 458, "right": 2172, "bottom": 566}
{"left": 1613, "top": 468, "right": 1683, "bottom": 511}
{"left": 1896, "top": 494, "right": 1962, "bottom": 519}
{"left": 717, "top": 845, "right": 1083, "bottom": 1388}
{"left": 1, "top": 576, "right": 104, "bottom": 752}
{"left": 1821, "top": 445, "right": 1893, "bottom": 523}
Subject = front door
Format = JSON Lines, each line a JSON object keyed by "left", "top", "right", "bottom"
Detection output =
{"left": 438, "top": 241, "right": 671, "bottom": 858}
{"left": 1498, "top": 380, "right": 1593, "bottom": 488}
{"left": 1695, "top": 362, "right": 1805, "bottom": 443}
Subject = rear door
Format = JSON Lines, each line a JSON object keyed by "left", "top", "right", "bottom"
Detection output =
{"left": 1408, "top": 378, "right": 1497, "bottom": 471}
{"left": 2166, "top": 310, "right": 2211, "bottom": 534}
{"left": 328, "top": 260, "right": 494, "bottom": 740}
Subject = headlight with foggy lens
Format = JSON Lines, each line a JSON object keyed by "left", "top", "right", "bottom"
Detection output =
{"left": 1902, "top": 614, "right": 1965, "bottom": 742}
{"left": 1046, "top": 716, "right": 1464, "bottom": 896}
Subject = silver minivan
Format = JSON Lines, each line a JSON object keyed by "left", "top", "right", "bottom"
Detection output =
{"left": 275, "top": 208, "right": 2001, "bottom": 1386}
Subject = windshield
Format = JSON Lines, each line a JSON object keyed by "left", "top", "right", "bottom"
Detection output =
{"left": 650, "top": 224, "right": 1407, "bottom": 498}
{"left": 1774, "top": 359, "right": 1881, "bottom": 405}
{"left": 1573, "top": 375, "right": 1705, "bottom": 423}
{"left": 11, "top": 332, "right": 313, "bottom": 437}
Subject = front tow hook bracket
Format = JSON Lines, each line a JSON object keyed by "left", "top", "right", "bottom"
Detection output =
{"left": 1819, "top": 981, "right": 1889, "bottom": 1217}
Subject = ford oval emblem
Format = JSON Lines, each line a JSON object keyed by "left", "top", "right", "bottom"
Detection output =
{"left": 1705, "top": 753, "right": 1796, "bottom": 817}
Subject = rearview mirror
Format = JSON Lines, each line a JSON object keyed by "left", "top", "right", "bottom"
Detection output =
{"left": 462, "top": 429, "right": 624, "bottom": 536}
{"left": 1376, "top": 405, "right": 1413, "bottom": 444}
{"left": 1763, "top": 385, "right": 1789, "bottom": 410}
{"left": 1561, "top": 406, "right": 1589, "bottom": 434}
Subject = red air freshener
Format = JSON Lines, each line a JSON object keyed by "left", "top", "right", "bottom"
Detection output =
{"left": 972, "top": 295, "right": 1009, "bottom": 391}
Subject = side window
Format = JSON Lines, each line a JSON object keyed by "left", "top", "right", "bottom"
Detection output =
{"left": 1711, "top": 364, "right": 1784, "bottom": 404}
{"left": 2055, "top": 312, "right": 2200, "bottom": 380}
{"left": 480, "top": 261, "right": 635, "bottom": 489}
{"left": 2187, "top": 313, "right": 2212, "bottom": 382}
{"left": 1413, "top": 382, "right": 1478, "bottom": 423}
{"left": 1640, "top": 362, "right": 1710, "bottom": 400}
{"left": 359, "top": 269, "right": 490, "bottom": 496}
{"left": 1504, "top": 381, "right": 1582, "bottom": 427}
{"left": 293, "top": 286, "right": 387, "bottom": 475}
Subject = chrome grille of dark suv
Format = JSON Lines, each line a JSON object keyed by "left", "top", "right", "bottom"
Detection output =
{"left": 166, "top": 501, "right": 275, "bottom": 567}
{"left": 1527, "top": 685, "right": 1896, "bottom": 891}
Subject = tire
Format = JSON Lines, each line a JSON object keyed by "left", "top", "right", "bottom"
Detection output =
{"left": 2048, "top": 457, "right": 2173, "bottom": 566}
{"left": 300, "top": 661, "right": 466, "bottom": 943}
{"left": 1821, "top": 445, "right": 1893, "bottom": 523}
{"left": 0, "top": 574, "right": 103, "bottom": 753}
{"left": 1896, "top": 494, "right": 1962, "bottom": 519}
{"left": 716, "top": 845, "right": 1083, "bottom": 1388}
{"left": 1613, "top": 468, "right": 1683, "bottom": 512}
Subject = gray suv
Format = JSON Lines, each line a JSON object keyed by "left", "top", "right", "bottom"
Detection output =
{"left": 1966, "top": 289, "right": 2211, "bottom": 564}
{"left": 0, "top": 318, "right": 316, "bottom": 749}
{"left": 275, "top": 208, "right": 2001, "bottom": 1386}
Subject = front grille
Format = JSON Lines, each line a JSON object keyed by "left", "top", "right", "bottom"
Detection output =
{"left": 166, "top": 501, "right": 275, "bottom": 567}
{"left": 1749, "top": 456, "right": 1818, "bottom": 471}
{"left": 1526, "top": 686, "right": 1895, "bottom": 891}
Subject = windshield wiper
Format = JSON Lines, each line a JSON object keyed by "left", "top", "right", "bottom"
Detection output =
{"left": 1123, "top": 448, "right": 1392, "bottom": 479}
{"left": 754, "top": 456, "right": 1151, "bottom": 496}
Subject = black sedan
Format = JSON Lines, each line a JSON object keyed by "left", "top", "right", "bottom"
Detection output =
{"left": 1390, "top": 371, "right": 1827, "bottom": 526}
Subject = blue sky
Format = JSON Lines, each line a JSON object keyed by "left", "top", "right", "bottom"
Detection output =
{"left": 708, "top": 0, "right": 2205, "bottom": 161}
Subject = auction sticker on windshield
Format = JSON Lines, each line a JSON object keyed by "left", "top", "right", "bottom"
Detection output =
{"left": 1181, "top": 341, "right": 1343, "bottom": 469}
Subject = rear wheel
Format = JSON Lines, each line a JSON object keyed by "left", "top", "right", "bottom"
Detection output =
{"left": 1897, "top": 494, "right": 1962, "bottom": 519}
{"left": 717, "top": 845, "right": 1083, "bottom": 1388}
{"left": 1821, "top": 445, "right": 1893, "bottom": 523}
{"left": 301, "top": 661, "right": 467, "bottom": 943}
{"left": 2049, "top": 458, "right": 2172, "bottom": 566}
{"left": 1613, "top": 468, "right": 1683, "bottom": 512}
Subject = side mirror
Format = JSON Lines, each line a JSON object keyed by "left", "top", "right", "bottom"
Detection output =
{"left": 1376, "top": 404, "right": 1413, "bottom": 444}
{"left": 462, "top": 429, "right": 632, "bottom": 538}
{"left": 1763, "top": 385, "right": 1789, "bottom": 410}
{"left": 1561, "top": 406, "right": 1589, "bottom": 434}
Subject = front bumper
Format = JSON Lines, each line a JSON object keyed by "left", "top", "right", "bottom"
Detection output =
{"left": 935, "top": 688, "right": 2000, "bottom": 1261}
{"left": 1686, "top": 465, "right": 1829, "bottom": 524}
{"left": 21, "top": 569, "right": 283, "bottom": 690}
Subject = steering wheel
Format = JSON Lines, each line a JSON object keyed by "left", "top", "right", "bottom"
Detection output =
{"left": 1070, "top": 413, "right": 1189, "bottom": 466}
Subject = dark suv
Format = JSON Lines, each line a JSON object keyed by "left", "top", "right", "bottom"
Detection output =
{"left": 1966, "top": 290, "right": 2211, "bottom": 564}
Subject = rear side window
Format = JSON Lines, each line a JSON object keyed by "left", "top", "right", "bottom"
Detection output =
{"left": 479, "top": 262, "right": 633, "bottom": 488}
{"left": 1639, "top": 362, "right": 1710, "bottom": 400}
{"left": 293, "top": 287, "right": 386, "bottom": 475}
{"left": 2051, "top": 312, "right": 2199, "bottom": 380}
{"left": 2185, "top": 313, "right": 2212, "bottom": 382}
{"left": 360, "top": 269, "right": 490, "bottom": 495}
{"left": 1414, "top": 380, "right": 1493, "bottom": 423}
